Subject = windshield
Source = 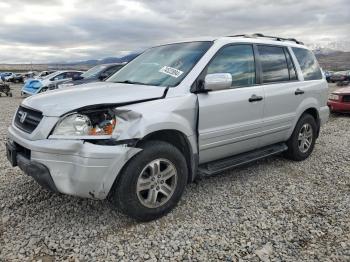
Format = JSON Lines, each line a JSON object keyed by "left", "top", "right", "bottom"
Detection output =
{"left": 107, "top": 41, "right": 213, "bottom": 87}
{"left": 82, "top": 65, "right": 107, "bottom": 79}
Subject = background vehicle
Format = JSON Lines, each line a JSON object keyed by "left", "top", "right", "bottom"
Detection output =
{"left": 324, "top": 70, "right": 334, "bottom": 82}
{"left": 328, "top": 87, "right": 350, "bottom": 112}
{"left": 23, "top": 71, "right": 36, "bottom": 79}
{"left": 57, "top": 63, "right": 125, "bottom": 89}
{"left": 35, "top": 71, "right": 56, "bottom": 79}
{"left": 0, "top": 72, "right": 13, "bottom": 81}
{"left": 4, "top": 73, "right": 16, "bottom": 82}
{"left": 329, "top": 71, "right": 348, "bottom": 82}
{"left": 7, "top": 34, "right": 329, "bottom": 221}
{"left": 21, "top": 70, "right": 84, "bottom": 95}
{"left": 6, "top": 73, "right": 24, "bottom": 83}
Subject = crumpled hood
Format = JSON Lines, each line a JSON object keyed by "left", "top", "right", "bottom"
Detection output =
{"left": 22, "top": 82, "right": 166, "bottom": 116}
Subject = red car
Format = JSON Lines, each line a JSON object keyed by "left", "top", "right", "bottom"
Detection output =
{"left": 328, "top": 87, "right": 350, "bottom": 113}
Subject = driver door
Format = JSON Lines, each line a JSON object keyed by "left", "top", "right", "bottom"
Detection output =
{"left": 197, "top": 44, "right": 265, "bottom": 163}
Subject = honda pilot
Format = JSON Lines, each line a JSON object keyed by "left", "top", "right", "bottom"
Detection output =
{"left": 6, "top": 34, "right": 329, "bottom": 221}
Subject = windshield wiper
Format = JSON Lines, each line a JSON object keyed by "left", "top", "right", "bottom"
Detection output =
{"left": 114, "top": 80, "right": 154, "bottom": 86}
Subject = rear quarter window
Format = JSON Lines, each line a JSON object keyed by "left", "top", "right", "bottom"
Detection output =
{"left": 292, "top": 48, "right": 322, "bottom": 80}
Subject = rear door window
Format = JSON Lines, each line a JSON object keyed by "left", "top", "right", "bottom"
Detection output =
{"left": 257, "top": 45, "right": 289, "bottom": 83}
{"left": 292, "top": 47, "right": 322, "bottom": 80}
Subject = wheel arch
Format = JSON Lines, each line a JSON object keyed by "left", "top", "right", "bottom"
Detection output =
{"left": 136, "top": 129, "right": 198, "bottom": 183}
{"left": 300, "top": 107, "right": 320, "bottom": 137}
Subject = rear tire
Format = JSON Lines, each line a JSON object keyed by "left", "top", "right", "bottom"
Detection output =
{"left": 110, "top": 141, "right": 188, "bottom": 221}
{"left": 285, "top": 114, "right": 317, "bottom": 161}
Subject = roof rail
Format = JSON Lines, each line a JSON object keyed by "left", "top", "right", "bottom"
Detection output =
{"left": 226, "top": 33, "right": 304, "bottom": 45}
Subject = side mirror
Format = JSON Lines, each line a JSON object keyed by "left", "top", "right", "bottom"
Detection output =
{"left": 203, "top": 73, "right": 232, "bottom": 91}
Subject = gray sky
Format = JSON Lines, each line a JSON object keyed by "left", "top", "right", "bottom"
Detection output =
{"left": 0, "top": 0, "right": 349, "bottom": 63}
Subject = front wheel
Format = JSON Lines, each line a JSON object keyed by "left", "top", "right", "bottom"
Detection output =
{"left": 285, "top": 114, "right": 317, "bottom": 161}
{"left": 110, "top": 141, "right": 188, "bottom": 221}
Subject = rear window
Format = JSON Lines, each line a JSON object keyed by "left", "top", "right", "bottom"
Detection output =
{"left": 257, "top": 45, "right": 290, "bottom": 83}
{"left": 292, "top": 48, "right": 322, "bottom": 80}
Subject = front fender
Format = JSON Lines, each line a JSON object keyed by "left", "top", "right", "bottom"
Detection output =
{"left": 112, "top": 94, "right": 197, "bottom": 149}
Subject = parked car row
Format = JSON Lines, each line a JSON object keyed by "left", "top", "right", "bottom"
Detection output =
{"left": 0, "top": 70, "right": 56, "bottom": 83}
{"left": 20, "top": 63, "right": 126, "bottom": 96}
{"left": 325, "top": 70, "right": 350, "bottom": 83}
{"left": 57, "top": 63, "right": 125, "bottom": 89}
{"left": 21, "top": 70, "right": 85, "bottom": 95}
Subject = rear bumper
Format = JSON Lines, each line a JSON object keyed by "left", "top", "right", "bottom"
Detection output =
{"left": 7, "top": 125, "right": 141, "bottom": 199}
{"left": 327, "top": 100, "right": 350, "bottom": 112}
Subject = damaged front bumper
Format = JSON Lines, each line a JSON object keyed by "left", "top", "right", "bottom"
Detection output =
{"left": 7, "top": 125, "right": 141, "bottom": 199}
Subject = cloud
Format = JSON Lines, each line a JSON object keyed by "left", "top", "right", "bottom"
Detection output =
{"left": 0, "top": 0, "right": 349, "bottom": 63}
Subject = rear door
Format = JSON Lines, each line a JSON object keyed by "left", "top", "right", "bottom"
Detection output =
{"left": 258, "top": 45, "right": 324, "bottom": 147}
{"left": 256, "top": 45, "right": 303, "bottom": 147}
{"left": 197, "top": 44, "right": 265, "bottom": 163}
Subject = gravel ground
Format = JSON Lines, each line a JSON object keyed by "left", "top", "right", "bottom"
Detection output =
{"left": 0, "top": 83, "right": 349, "bottom": 261}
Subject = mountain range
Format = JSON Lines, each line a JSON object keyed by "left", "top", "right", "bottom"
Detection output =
{"left": 64, "top": 48, "right": 350, "bottom": 71}
{"left": 59, "top": 52, "right": 140, "bottom": 66}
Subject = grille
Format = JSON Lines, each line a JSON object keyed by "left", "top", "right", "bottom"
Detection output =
{"left": 343, "top": 95, "right": 350, "bottom": 103}
{"left": 14, "top": 106, "right": 43, "bottom": 134}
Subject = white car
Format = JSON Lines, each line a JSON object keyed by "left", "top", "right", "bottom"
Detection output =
{"left": 34, "top": 71, "right": 56, "bottom": 79}
{"left": 4, "top": 73, "right": 16, "bottom": 81}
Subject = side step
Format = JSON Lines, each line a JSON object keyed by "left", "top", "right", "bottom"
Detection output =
{"left": 198, "top": 143, "right": 288, "bottom": 176}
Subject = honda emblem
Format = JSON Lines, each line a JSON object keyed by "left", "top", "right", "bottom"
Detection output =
{"left": 19, "top": 111, "right": 27, "bottom": 123}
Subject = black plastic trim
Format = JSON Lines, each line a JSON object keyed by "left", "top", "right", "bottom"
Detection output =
{"left": 85, "top": 138, "right": 139, "bottom": 147}
{"left": 17, "top": 154, "right": 58, "bottom": 192}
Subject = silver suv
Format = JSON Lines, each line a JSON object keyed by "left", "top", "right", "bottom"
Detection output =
{"left": 6, "top": 34, "right": 329, "bottom": 221}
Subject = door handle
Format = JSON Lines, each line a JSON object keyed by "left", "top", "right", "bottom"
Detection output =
{"left": 249, "top": 94, "right": 263, "bottom": 102}
{"left": 295, "top": 88, "right": 305, "bottom": 95}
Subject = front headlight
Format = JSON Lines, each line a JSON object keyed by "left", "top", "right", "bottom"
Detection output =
{"left": 51, "top": 109, "right": 117, "bottom": 139}
{"left": 329, "top": 94, "right": 340, "bottom": 101}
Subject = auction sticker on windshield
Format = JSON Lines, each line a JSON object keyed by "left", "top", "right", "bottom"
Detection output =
{"left": 159, "top": 66, "right": 184, "bottom": 78}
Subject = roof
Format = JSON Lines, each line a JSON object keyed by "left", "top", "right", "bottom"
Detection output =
{"left": 157, "top": 33, "right": 307, "bottom": 49}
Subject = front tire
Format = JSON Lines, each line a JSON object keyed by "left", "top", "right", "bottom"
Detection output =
{"left": 110, "top": 141, "right": 188, "bottom": 221}
{"left": 285, "top": 114, "right": 317, "bottom": 161}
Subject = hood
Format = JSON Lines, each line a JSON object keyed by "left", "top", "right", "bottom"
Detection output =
{"left": 22, "top": 82, "right": 167, "bottom": 116}
{"left": 333, "top": 87, "right": 350, "bottom": 95}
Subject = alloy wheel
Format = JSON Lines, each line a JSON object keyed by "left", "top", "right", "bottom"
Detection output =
{"left": 136, "top": 158, "right": 178, "bottom": 208}
{"left": 298, "top": 123, "right": 313, "bottom": 153}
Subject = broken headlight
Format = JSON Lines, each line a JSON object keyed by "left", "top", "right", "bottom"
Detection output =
{"left": 51, "top": 109, "right": 117, "bottom": 139}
